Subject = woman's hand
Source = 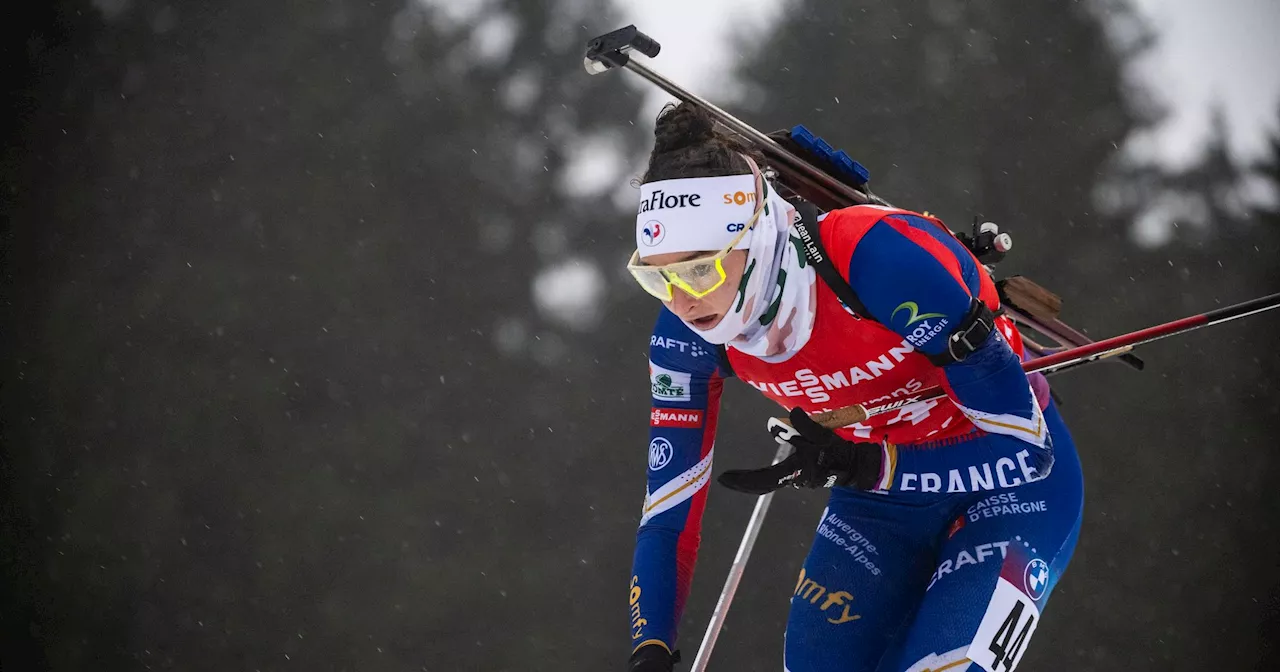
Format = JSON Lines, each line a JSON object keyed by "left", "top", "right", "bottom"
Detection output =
{"left": 718, "top": 407, "right": 885, "bottom": 494}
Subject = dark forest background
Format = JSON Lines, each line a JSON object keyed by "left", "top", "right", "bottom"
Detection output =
{"left": 3, "top": 1, "right": 1278, "bottom": 670}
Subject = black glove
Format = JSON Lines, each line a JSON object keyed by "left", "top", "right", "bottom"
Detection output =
{"left": 718, "top": 407, "right": 884, "bottom": 494}
{"left": 628, "top": 644, "right": 676, "bottom": 672}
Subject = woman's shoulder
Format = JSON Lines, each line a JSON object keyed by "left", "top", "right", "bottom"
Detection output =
{"left": 822, "top": 204, "right": 925, "bottom": 230}
{"left": 819, "top": 204, "right": 907, "bottom": 265}
{"left": 819, "top": 205, "right": 947, "bottom": 263}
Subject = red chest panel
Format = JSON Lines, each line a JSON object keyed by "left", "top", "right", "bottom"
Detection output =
{"left": 728, "top": 281, "right": 976, "bottom": 446}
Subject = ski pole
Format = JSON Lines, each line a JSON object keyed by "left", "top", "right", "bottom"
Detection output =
{"left": 689, "top": 440, "right": 791, "bottom": 672}
{"left": 582, "top": 25, "right": 885, "bottom": 209}
{"left": 806, "top": 289, "right": 1280, "bottom": 428}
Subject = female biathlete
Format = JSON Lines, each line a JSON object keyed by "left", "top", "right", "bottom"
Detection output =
{"left": 625, "top": 103, "right": 1083, "bottom": 672}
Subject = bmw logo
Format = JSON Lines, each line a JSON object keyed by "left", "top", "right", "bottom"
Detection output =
{"left": 1023, "top": 558, "right": 1050, "bottom": 600}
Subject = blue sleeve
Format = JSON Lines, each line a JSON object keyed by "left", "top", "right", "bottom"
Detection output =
{"left": 847, "top": 216, "right": 1052, "bottom": 475}
{"left": 628, "top": 308, "right": 729, "bottom": 654}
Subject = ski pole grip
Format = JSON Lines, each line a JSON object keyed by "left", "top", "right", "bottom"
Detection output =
{"left": 776, "top": 404, "right": 869, "bottom": 430}
{"left": 628, "top": 30, "right": 661, "bottom": 58}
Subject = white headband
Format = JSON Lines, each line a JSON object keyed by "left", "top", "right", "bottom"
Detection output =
{"left": 635, "top": 174, "right": 759, "bottom": 255}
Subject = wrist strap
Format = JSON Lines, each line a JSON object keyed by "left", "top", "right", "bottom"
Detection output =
{"left": 923, "top": 298, "right": 996, "bottom": 366}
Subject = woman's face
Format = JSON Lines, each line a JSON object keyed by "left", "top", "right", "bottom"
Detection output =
{"left": 640, "top": 249, "right": 749, "bottom": 331}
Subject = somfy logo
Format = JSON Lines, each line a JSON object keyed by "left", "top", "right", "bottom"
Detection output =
{"left": 722, "top": 191, "right": 757, "bottom": 205}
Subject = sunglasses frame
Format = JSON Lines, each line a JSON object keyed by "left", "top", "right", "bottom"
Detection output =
{"left": 627, "top": 170, "right": 767, "bottom": 301}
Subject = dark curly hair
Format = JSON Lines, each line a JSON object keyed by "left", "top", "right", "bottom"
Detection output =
{"left": 641, "top": 103, "right": 765, "bottom": 183}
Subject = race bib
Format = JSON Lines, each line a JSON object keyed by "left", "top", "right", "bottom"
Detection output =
{"left": 968, "top": 577, "right": 1040, "bottom": 671}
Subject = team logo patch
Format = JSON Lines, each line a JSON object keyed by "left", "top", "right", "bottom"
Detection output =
{"left": 1023, "top": 558, "right": 1050, "bottom": 601}
{"left": 649, "top": 362, "right": 691, "bottom": 402}
{"left": 891, "top": 301, "right": 945, "bottom": 327}
{"left": 641, "top": 221, "right": 665, "bottom": 247}
{"left": 648, "top": 437, "right": 674, "bottom": 470}
{"left": 650, "top": 408, "right": 703, "bottom": 428}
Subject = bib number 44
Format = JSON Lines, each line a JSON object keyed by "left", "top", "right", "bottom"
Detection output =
{"left": 968, "top": 578, "right": 1039, "bottom": 672}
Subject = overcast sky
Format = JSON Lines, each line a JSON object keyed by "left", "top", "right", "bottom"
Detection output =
{"left": 615, "top": 0, "right": 1280, "bottom": 169}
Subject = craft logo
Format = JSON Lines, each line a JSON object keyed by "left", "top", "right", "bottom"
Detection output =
{"left": 722, "top": 191, "right": 757, "bottom": 206}
{"left": 650, "top": 408, "right": 703, "bottom": 428}
{"left": 927, "top": 541, "right": 1011, "bottom": 591}
{"left": 649, "top": 335, "right": 710, "bottom": 358}
{"left": 641, "top": 221, "right": 665, "bottom": 247}
{"left": 638, "top": 190, "right": 702, "bottom": 214}
{"left": 726, "top": 222, "right": 746, "bottom": 232}
{"left": 648, "top": 437, "right": 674, "bottom": 470}
{"left": 792, "top": 568, "right": 861, "bottom": 625}
{"left": 649, "top": 362, "right": 691, "bottom": 402}
{"left": 1023, "top": 558, "right": 1050, "bottom": 600}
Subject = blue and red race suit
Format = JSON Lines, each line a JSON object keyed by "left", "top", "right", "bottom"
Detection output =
{"left": 629, "top": 206, "right": 1084, "bottom": 671}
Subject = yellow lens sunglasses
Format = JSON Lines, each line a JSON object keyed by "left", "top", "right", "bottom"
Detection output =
{"left": 627, "top": 176, "right": 766, "bottom": 301}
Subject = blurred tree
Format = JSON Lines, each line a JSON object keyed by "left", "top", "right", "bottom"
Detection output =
{"left": 2, "top": 0, "right": 650, "bottom": 670}
{"left": 1253, "top": 108, "right": 1280, "bottom": 228}
{"left": 1110, "top": 108, "right": 1254, "bottom": 245}
{"left": 1099, "top": 106, "right": 1280, "bottom": 671}
{"left": 733, "top": 0, "right": 1154, "bottom": 278}
{"left": 2, "top": 8, "right": 108, "bottom": 672}
{"left": 1248, "top": 108, "right": 1280, "bottom": 669}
